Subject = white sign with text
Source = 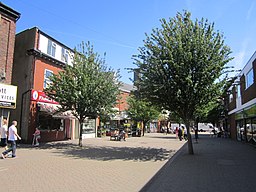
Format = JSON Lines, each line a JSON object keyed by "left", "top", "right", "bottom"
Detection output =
{"left": 0, "top": 83, "right": 17, "bottom": 109}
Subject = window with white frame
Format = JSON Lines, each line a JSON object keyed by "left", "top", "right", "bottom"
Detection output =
{"left": 47, "top": 39, "right": 56, "bottom": 57}
{"left": 246, "top": 69, "right": 254, "bottom": 89}
{"left": 61, "top": 47, "right": 69, "bottom": 63}
{"left": 229, "top": 93, "right": 233, "bottom": 103}
{"left": 236, "top": 84, "right": 241, "bottom": 98}
{"left": 43, "top": 69, "right": 53, "bottom": 88}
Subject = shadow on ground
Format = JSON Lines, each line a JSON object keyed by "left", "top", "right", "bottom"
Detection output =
{"left": 145, "top": 135, "right": 177, "bottom": 140}
{"left": 19, "top": 142, "right": 176, "bottom": 162}
{"left": 56, "top": 145, "right": 175, "bottom": 161}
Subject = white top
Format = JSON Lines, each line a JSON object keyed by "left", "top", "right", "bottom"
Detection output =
{"left": 0, "top": 124, "right": 7, "bottom": 138}
{"left": 8, "top": 125, "right": 17, "bottom": 141}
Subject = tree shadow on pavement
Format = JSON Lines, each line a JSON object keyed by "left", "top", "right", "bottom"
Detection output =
{"left": 61, "top": 146, "right": 175, "bottom": 162}
{"left": 20, "top": 142, "right": 176, "bottom": 162}
{"left": 145, "top": 135, "right": 177, "bottom": 140}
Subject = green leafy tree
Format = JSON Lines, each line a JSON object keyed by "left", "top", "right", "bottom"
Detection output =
{"left": 197, "top": 77, "right": 237, "bottom": 126}
{"left": 132, "top": 11, "right": 233, "bottom": 154}
{"left": 99, "top": 107, "right": 118, "bottom": 126}
{"left": 126, "top": 95, "right": 160, "bottom": 136}
{"left": 45, "top": 42, "right": 120, "bottom": 146}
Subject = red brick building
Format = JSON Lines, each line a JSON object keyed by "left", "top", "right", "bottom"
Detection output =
{"left": 110, "top": 83, "right": 134, "bottom": 129}
{"left": 11, "top": 27, "right": 87, "bottom": 143}
{"left": 0, "top": 2, "right": 20, "bottom": 125}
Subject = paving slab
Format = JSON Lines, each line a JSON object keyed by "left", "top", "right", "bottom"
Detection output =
{"left": 140, "top": 134, "right": 256, "bottom": 192}
{"left": 0, "top": 133, "right": 186, "bottom": 192}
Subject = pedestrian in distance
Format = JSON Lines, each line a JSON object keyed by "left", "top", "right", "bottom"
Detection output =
{"left": 178, "top": 127, "right": 183, "bottom": 141}
{"left": 120, "top": 129, "right": 126, "bottom": 141}
{"left": 1, "top": 120, "right": 21, "bottom": 159}
{"left": 175, "top": 127, "right": 179, "bottom": 139}
{"left": 0, "top": 119, "right": 8, "bottom": 150}
{"left": 194, "top": 127, "right": 199, "bottom": 143}
{"left": 32, "top": 127, "right": 41, "bottom": 147}
{"left": 183, "top": 127, "right": 188, "bottom": 141}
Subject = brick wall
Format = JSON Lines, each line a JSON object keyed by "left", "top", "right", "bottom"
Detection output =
{"left": 33, "top": 58, "right": 63, "bottom": 91}
{"left": 0, "top": 13, "right": 17, "bottom": 84}
{"left": 116, "top": 91, "right": 130, "bottom": 111}
{"left": 241, "top": 59, "right": 256, "bottom": 104}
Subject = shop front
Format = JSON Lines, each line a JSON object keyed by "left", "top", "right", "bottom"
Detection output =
{"left": 31, "top": 90, "right": 76, "bottom": 142}
{"left": 235, "top": 104, "right": 256, "bottom": 144}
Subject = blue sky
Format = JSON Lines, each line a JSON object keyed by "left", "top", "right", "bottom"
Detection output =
{"left": 2, "top": 0, "right": 256, "bottom": 84}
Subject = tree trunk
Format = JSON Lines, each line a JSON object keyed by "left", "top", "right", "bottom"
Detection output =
{"left": 142, "top": 121, "right": 145, "bottom": 136}
{"left": 195, "top": 118, "right": 199, "bottom": 142}
{"left": 79, "top": 120, "right": 83, "bottom": 147}
{"left": 185, "top": 121, "right": 194, "bottom": 155}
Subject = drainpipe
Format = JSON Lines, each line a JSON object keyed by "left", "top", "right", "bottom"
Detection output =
{"left": 19, "top": 89, "right": 31, "bottom": 137}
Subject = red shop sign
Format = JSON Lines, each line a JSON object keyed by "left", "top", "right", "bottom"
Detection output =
{"left": 31, "top": 90, "right": 59, "bottom": 104}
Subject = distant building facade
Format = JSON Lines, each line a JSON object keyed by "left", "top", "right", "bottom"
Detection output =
{"left": 110, "top": 83, "right": 134, "bottom": 128}
{"left": 0, "top": 2, "right": 20, "bottom": 126}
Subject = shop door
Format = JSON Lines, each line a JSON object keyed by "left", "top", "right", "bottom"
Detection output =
{"left": 252, "top": 118, "right": 256, "bottom": 143}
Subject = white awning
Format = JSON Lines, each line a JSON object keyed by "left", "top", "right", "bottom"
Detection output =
{"left": 37, "top": 102, "right": 75, "bottom": 119}
{"left": 37, "top": 102, "right": 60, "bottom": 113}
{"left": 52, "top": 110, "right": 76, "bottom": 119}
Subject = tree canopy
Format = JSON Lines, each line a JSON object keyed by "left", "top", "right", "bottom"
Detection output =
{"left": 126, "top": 95, "right": 160, "bottom": 136}
{"left": 44, "top": 42, "right": 120, "bottom": 146}
{"left": 132, "top": 11, "right": 233, "bottom": 154}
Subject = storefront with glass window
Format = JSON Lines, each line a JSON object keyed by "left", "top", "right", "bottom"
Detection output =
{"left": 30, "top": 89, "right": 98, "bottom": 142}
{"left": 235, "top": 104, "right": 256, "bottom": 144}
{"left": 30, "top": 89, "right": 76, "bottom": 142}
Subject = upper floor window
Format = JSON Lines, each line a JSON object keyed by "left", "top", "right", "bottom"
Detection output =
{"left": 61, "top": 48, "right": 69, "bottom": 63}
{"left": 236, "top": 84, "right": 241, "bottom": 98}
{"left": 44, "top": 69, "right": 53, "bottom": 88}
{"left": 229, "top": 93, "right": 233, "bottom": 103}
{"left": 47, "top": 39, "right": 56, "bottom": 57}
{"left": 246, "top": 69, "right": 254, "bottom": 89}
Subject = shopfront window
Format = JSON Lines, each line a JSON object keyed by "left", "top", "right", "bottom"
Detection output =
{"left": 236, "top": 120, "right": 245, "bottom": 141}
{"left": 82, "top": 118, "right": 96, "bottom": 134}
{"left": 246, "top": 119, "right": 252, "bottom": 142}
{"left": 38, "top": 113, "right": 64, "bottom": 131}
{"left": 252, "top": 118, "right": 256, "bottom": 143}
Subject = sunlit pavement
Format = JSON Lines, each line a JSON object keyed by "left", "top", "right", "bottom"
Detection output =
{"left": 0, "top": 133, "right": 186, "bottom": 192}
{"left": 140, "top": 134, "right": 256, "bottom": 192}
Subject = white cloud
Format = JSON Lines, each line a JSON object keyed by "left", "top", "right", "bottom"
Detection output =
{"left": 229, "top": 38, "right": 251, "bottom": 74}
{"left": 246, "top": 1, "right": 255, "bottom": 20}
{"left": 233, "top": 51, "right": 246, "bottom": 69}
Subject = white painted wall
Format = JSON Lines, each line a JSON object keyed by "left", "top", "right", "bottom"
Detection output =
{"left": 38, "top": 34, "right": 74, "bottom": 66}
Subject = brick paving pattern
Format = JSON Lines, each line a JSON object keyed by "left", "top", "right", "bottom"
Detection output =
{"left": 0, "top": 133, "right": 185, "bottom": 192}
{"left": 3, "top": 133, "right": 255, "bottom": 192}
{"left": 141, "top": 134, "right": 256, "bottom": 192}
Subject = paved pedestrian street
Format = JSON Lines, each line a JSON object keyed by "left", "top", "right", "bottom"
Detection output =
{"left": 0, "top": 133, "right": 186, "bottom": 192}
